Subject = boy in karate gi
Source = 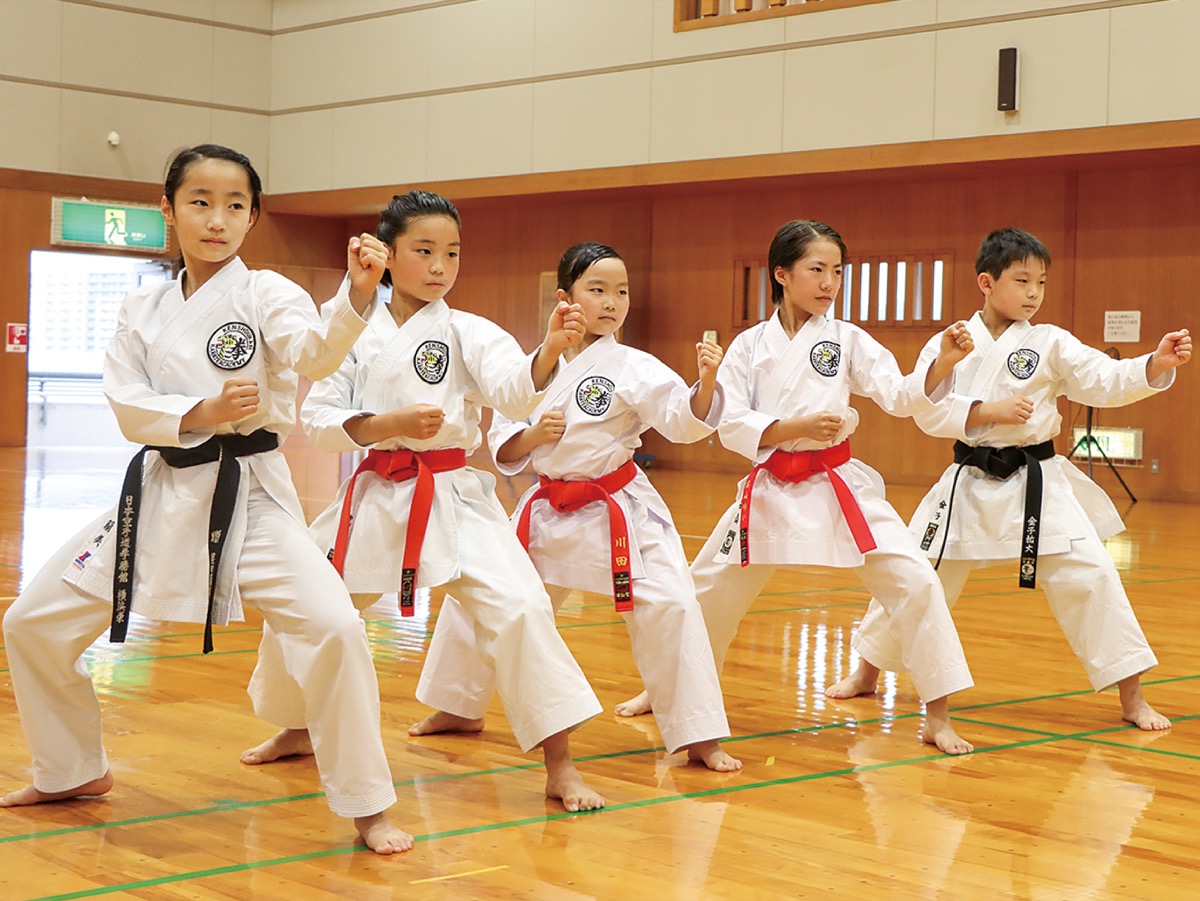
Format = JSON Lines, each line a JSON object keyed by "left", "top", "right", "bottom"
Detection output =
{"left": 829, "top": 227, "right": 1191, "bottom": 731}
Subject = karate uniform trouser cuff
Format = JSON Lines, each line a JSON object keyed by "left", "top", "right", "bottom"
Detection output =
{"left": 852, "top": 628, "right": 905, "bottom": 677}
{"left": 1088, "top": 649, "right": 1158, "bottom": 693}
{"left": 415, "top": 679, "right": 491, "bottom": 721}
{"left": 511, "top": 697, "right": 603, "bottom": 755}
{"left": 910, "top": 663, "right": 974, "bottom": 704}
{"left": 324, "top": 781, "right": 398, "bottom": 820}
{"left": 658, "top": 713, "right": 731, "bottom": 756}
{"left": 34, "top": 757, "right": 111, "bottom": 795}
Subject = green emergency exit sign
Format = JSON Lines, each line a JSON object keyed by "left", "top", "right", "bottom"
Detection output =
{"left": 52, "top": 198, "right": 170, "bottom": 253}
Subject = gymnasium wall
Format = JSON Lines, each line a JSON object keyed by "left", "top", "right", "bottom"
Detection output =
{"left": 269, "top": 0, "right": 1200, "bottom": 193}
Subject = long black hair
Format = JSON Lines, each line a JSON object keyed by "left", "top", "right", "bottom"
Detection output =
{"left": 557, "top": 241, "right": 622, "bottom": 293}
{"left": 767, "top": 220, "right": 847, "bottom": 304}
{"left": 376, "top": 190, "right": 462, "bottom": 287}
{"left": 163, "top": 144, "right": 263, "bottom": 216}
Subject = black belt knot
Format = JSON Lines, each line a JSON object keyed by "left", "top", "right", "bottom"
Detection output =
{"left": 111, "top": 429, "right": 279, "bottom": 653}
{"left": 933, "top": 439, "right": 1055, "bottom": 589}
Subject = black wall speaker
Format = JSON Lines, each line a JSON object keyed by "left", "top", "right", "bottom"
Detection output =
{"left": 998, "top": 47, "right": 1019, "bottom": 112}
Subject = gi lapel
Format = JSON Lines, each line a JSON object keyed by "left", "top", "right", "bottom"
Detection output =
{"left": 760, "top": 313, "right": 828, "bottom": 416}
{"left": 362, "top": 298, "right": 450, "bottom": 404}
{"left": 531, "top": 334, "right": 613, "bottom": 420}
{"left": 144, "top": 258, "right": 249, "bottom": 384}
{"left": 964, "top": 313, "right": 1032, "bottom": 397}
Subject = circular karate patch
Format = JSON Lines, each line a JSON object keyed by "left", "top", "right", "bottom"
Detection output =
{"left": 576, "top": 376, "right": 616, "bottom": 416}
{"left": 1007, "top": 348, "right": 1040, "bottom": 379}
{"left": 207, "top": 322, "right": 256, "bottom": 370}
{"left": 413, "top": 341, "right": 450, "bottom": 384}
{"left": 810, "top": 341, "right": 841, "bottom": 377}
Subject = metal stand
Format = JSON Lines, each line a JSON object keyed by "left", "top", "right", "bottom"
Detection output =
{"left": 1069, "top": 405, "right": 1137, "bottom": 504}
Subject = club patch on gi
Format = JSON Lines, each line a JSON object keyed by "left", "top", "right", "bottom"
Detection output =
{"left": 810, "top": 341, "right": 841, "bottom": 377}
{"left": 413, "top": 341, "right": 450, "bottom": 384}
{"left": 207, "top": 322, "right": 256, "bottom": 370}
{"left": 1007, "top": 348, "right": 1040, "bottom": 380}
{"left": 576, "top": 376, "right": 615, "bottom": 416}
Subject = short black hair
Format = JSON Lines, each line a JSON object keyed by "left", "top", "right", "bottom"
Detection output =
{"left": 975, "top": 227, "right": 1051, "bottom": 279}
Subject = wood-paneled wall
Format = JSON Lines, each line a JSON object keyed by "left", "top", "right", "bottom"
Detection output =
{"left": 2, "top": 156, "right": 1196, "bottom": 503}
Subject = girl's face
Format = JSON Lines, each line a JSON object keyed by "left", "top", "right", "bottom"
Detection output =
{"left": 386, "top": 215, "right": 461, "bottom": 306}
{"left": 561, "top": 256, "right": 629, "bottom": 342}
{"left": 774, "top": 238, "right": 843, "bottom": 322}
{"left": 160, "top": 158, "right": 256, "bottom": 273}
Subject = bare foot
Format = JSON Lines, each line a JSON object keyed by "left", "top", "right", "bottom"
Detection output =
{"left": 0, "top": 771, "right": 114, "bottom": 807}
{"left": 1119, "top": 681, "right": 1171, "bottom": 731}
{"left": 922, "top": 700, "right": 973, "bottom": 755}
{"left": 824, "top": 661, "right": 880, "bottom": 699}
{"left": 614, "top": 690, "right": 652, "bottom": 717}
{"left": 354, "top": 812, "right": 414, "bottom": 855}
{"left": 686, "top": 740, "right": 743, "bottom": 772}
{"left": 545, "top": 764, "right": 605, "bottom": 812}
{"left": 407, "top": 711, "right": 485, "bottom": 737}
{"left": 1118, "top": 695, "right": 1166, "bottom": 734}
{"left": 240, "top": 728, "right": 313, "bottom": 765}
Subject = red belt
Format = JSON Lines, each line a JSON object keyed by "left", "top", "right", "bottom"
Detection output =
{"left": 516, "top": 459, "right": 638, "bottom": 612}
{"left": 738, "top": 441, "right": 876, "bottom": 566}
{"left": 331, "top": 447, "right": 467, "bottom": 615}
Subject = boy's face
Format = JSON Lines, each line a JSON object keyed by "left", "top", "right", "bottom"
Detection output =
{"left": 979, "top": 256, "right": 1047, "bottom": 325}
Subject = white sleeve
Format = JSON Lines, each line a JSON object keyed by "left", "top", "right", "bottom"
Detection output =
{"left": 846, "top": 327, "right": 935, "bottom": 420}
{"left": 486, "top": 409, "right": 534, "bottom": 476}
{"left": 103, "top": 299, "right": 212, "bottom": 448}
{"left": 911, "top": 332, "right": 978, "bottom": 440}
{"left": 299, "top": 335, "right": 377, "bottom": 453}
{"left": 1054, "top": 330, "right": 1173, "bottom": 407}
{"left": 259, "top": 273, "right": 371, "bottom": 383}
{"left": 631, "top": 353, "right": 720, "bottom": 445}
{"left": 459, "top": 317, "right": 546, "bottom": 421}
{"left": 715, "top": 331, "right": 776, "bottom": 461}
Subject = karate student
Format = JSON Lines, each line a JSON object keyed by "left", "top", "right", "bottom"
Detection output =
{"left": 1, "top": 144, "right": 412, "bottom": 854}
{"left": 452, "top": 241, "right": 741, "bottom": 771}
{"left": 241, "top": 191, "right": 606, "bottom": 812}
{"left": 828, "top": 227, "right": 1191, "bottom": 731}
{"left": 687, "top": 219, "right": 978, "bottom": 755}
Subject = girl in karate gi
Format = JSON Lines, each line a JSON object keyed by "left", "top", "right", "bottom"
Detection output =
{"left": 686, "top": 219, "right": 978, "bottom": 755}
{"left": 827, "top": 227, "right": 1191, "bottom": 731}
{"left": 242, "top": 191, "right": 606, "bottom": 812}
{"left": 1, "top": 144, "right": 412, "bottom": 854}
{"left": 428, "top": 241, "right": 742, "bottom": 771}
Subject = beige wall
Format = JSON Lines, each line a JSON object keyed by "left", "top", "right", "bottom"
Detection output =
{"left": 2, "top": 0, "right": 1197, "bottom": 192}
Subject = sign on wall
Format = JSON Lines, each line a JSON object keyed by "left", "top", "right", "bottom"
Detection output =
{"left": 51, "top": 198, "right": 170, "bottom": 253}
{"left": 7, "top": 323, "right": 28, "bottom": 353}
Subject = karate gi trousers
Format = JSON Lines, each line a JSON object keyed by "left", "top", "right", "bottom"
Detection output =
{"left": 852, "top": 533, "right": 1157, "bottom": 692}
{"left": 4, "top": 485, "right": 397, "bottom": 818}
{"left": 422, "top": 502, "right": 730, "bottom": 754}
{"left": 692, "top": 489, "right": 973, "bottom": 704}
{"left": 249, "top": 491, "right": 602, "bottom": 754}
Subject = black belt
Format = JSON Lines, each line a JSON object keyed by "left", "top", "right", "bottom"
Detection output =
{"left": 112, "top": 429, "right": 279, "bottom": 653}
{"left": 929, "top": 439, "right": 1056, "bottom": 589}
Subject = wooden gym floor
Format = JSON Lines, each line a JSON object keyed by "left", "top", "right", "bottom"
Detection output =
{"left": 1, "top": 444, "right": 1197, "bottom": 900}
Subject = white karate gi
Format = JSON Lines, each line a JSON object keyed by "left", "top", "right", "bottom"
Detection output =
{"left": 690, "top": 312, "right": 973, "bottom": 703}
{"left": 248, "top": 297, "right": 601, "bottom": 753}
{"left": 437, "top": 335, "right": 731, "bottom": 754}
{"left": 3, "top": 261, "right": 397, "bottom": 817}
{"left": 851, "top": 313, "right": 1171, "bottom": 690}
